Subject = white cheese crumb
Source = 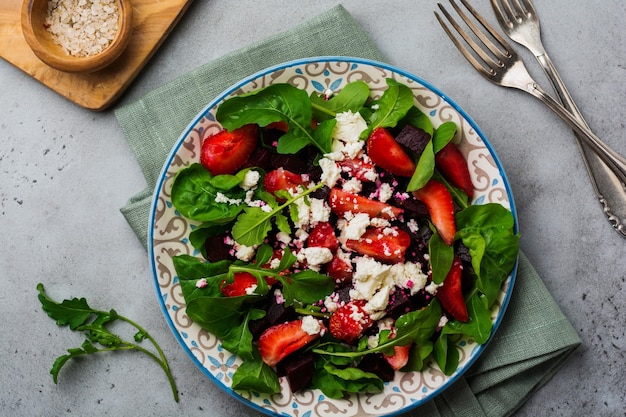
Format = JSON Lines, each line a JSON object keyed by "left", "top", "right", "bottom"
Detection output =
{"left": 332, "top": 111, "right": 368, "bottom": 143}
{"left": 319, "top": 157, "right": 341, "bottom": 188}
{"left": 234, "top": 244, "right": 256, "bottom": 262}
{"left": 341, "top": 212, "right": 371, "bottom": 241}
{"left": 301, "top": 315, "right": 322, "bottom": 335}
{"left": 378, "top": 183, "right": 393, "bottom": 203}
{"left": 240, "top": 170, "right": 260, "bottom": 190}
{"left": 342, "top": 177, "right": 363, "bottom": 194}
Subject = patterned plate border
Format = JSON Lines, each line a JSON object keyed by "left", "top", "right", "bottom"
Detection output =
{"left": 148, "top": 57, "right": 519, "bottom": 417}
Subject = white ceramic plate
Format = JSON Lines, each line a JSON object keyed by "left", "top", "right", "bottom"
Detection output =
{"left": 148, "top": 57, "right": 518, "bottom": 417}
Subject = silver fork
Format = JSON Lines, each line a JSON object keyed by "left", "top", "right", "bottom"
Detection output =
{"left": 490, "top": 0, "right": 626, "bottom": 237}
{"left": 434, "top": 0, "right": 626, "bottom": 190}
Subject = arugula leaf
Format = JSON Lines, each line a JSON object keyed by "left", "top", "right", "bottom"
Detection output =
{"left": 221, "top": 308, "right": 266, "bottom": 360}
{"left": 310, "top": 80, "right": 370, "bottom": 121}
{"left": 37, "top": 283, "right": 179, "bottom": 402}
{"left": 231, "top": 181, "right": 323, "bottom": 246}
{"left": 216, "top": 83, "right": 332, "bottom": 154}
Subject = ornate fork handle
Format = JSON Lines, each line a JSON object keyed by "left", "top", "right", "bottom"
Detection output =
{"left": 536, "top": 52, "right": 626, "bottom": 237}
{"left": 523, "top": 81, "right": 626, "bottom": 186}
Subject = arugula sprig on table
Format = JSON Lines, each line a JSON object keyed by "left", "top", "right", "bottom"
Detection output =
{"left": 37, "top": 283, "right": 179, "bottom": 402}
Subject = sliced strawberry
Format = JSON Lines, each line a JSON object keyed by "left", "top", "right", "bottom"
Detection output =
{"left": 346, "top": 226, "right": 411, "bottom": 263}
{"left": 326, "top": 253, "right": 353, "bottom": 283}
{"left": 367, "top": 127, "right": 416, "bottom": 177}
{"left": 263, "top": 168, "right": 304, "bottom": 200}
{"left": 220, "top": 272, "right": 258, "bottom": 297}
{"left": 200, "top": 124, "right": 258, "bottom": 175}
{"left": 266, "top": 120, "right": 289, "bottom": 132}
{"left": 338, "top": 158, "right": 377, "bottom": 182}
{"left": 436, "top": 142, "right": 473, "bottom": 198}
{"left": 329, "top": 188, "right": 403, "bottom": 220}
{"left": 258, "top": 319, "right": 325, "bottom": 366}
{"left": 384, "top": 343, "right": 412, "bottom": 371}
{"left": 436, "top": 255, "right": 468, "bottom": 322}
{"left": 412, "top": 179, "right": 456, "bottom": 245}
{"left": 328, "top": 300, "right": 374, "bottom": 344}
{"left": 307, "top": 222, "right": 339, "bottom": 252}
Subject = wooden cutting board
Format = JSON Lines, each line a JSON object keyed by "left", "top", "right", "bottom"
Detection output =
{"left": 0, "top": 0, "right": 193, "bottom": 111}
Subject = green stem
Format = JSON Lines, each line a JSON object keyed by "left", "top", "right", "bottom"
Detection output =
{"left": 117, "top": 315, "right": 179, "bottom": 402}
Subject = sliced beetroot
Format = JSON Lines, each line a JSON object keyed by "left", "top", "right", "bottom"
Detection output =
{"left": 249, "top": 297, "right": 297, "bottom": 339}
{"left": 276, "top": 351, "right": 315, "bottom": 392}
{"left": 395, "top": 124, "right": 431, "bottom": 156}
{"left": 391, "top": 194, "right": 429, "bottom": 219}
{"left": 385, "top": 287, "right": 415, "bottom": 320}
{"left": 242, "top": 146, "right": 274, "bottom": 171}
{"left": 358, "top": 353, "right": 395, "bottom": 382}
{"left": 204, "top": 234, "right": 235, "bottom": 263}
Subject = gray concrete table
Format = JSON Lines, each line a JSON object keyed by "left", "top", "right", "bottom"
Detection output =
{"left": 1, "top": 1, "right": 624, "bottom": 416}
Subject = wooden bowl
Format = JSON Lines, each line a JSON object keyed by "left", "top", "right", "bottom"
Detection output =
{"left": 21, "top": 0, "right": 133, "bottom": 73}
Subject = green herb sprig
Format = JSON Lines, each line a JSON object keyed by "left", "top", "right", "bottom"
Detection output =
{"left": 37, "top": 283, "right": 179, "bottom": 402}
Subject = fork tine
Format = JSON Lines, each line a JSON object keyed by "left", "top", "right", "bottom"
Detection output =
{"left": 434, "top": 7, "right": 493, "bottom": 78}
{"left": 455, "top": 0, "right": 515, "bottom": 61}
{"left": 490, "top": 0, "right": 511, "bottom": 28}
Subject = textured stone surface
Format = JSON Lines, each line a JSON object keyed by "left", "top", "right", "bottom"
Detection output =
{"left": 1, "top": 1, "right": 624, "bottom": 416}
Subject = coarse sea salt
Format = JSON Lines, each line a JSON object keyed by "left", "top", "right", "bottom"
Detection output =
{"left": 45, "top": 0, "right": 120, "bottom": 57}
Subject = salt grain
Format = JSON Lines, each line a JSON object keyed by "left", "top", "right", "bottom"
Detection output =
{"left": 45, "top": 0, "right": 120, "bottom": 57}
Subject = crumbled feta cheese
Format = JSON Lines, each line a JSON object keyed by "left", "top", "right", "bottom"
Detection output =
{"left": 245, "top": 284, "right": 258, "bottom": 295}
{"left": 364, "top": 285, "right": 392, "bottom": 319}
{"left": 235, "top": 244, "right": 256, "bottom": 262}
{"left": 407, "top": 218, "right": 420, "bottom": 233}
{"left": 297, "top": 247, "right": 333, "bottom": 267}
{"left": 274, "top": 288, "right": 285, "bottom": 304}
{"left": 319, "top": 157, "right": 341, "bottom": 188}
{"left": 437, "top": 315, "right": 449, "bottom": 329}
{"left": 309, "top": 198, "right": 331, "bottom": 226}
{"left": 370, "top": 217, "right": 391, "bottom": 228}
{"left": 342, "top": 177, "right": 362, "bottom": 194}
{"left": 240, "top": 170, "right": 260, "bottom": 190}
{"left": 425, "top": 281, "right": 442, "bottom": 295}
{"left": 341, "top": 212, "right": 370, "bottom": 241}
{"left": 390, "top": 262, "right": 428, "bottom": 295}
{"left": 215, "top": 192, "right": 242, "bottom": 205}
{"left": 301, "top": 315, "right": 322, "bottom": 335}
{"left": 350, "top": 257, "right": 392, "bottom": 300}
{"left": 378, "top": 182, "right": 393, "bottom": 202}
{"left": 196, "top": 278, "right": 208, "bottom": 289}
{"left": 333, "top": 111, "right": 368, "bottom": 143}
{"left": 276, "top": 231, "right": 292, "bottom": 245}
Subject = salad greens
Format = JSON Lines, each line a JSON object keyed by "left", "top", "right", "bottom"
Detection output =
{"left": 169, "top": 78, "right": 519, "bottom": 396}
{"left": 37, "top": 283, "right": 179, "bottom": 402}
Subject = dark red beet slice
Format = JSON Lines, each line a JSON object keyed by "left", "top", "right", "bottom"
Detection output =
{"left": 242, "top": 146, "right": 274, "bottom": 171}
{"left": 395, "top": 124, "right": 431, "bottom": 156}
{"left": 385, "top": 288, "right": 415, "bottom": 320}
{"left": 358, "top": 353, "right": 395, "bottom": 382}
{"left": 276, "top": 352, "right": 315, "bottom": 392}
{"left": 204, "top": 234, "right": 235, "bottom": 263}
{"left": 248, "top": 297, "right": 296, "bottom": 339}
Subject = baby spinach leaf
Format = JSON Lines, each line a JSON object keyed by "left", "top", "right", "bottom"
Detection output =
{"left": 231, "top": 352, "right": 281, "bottom": 394}
{"left": 280, "top": 270, "right": 335, "bottom": 305}
{"left": 312, "top": 360, "right": 383, "bottom": 399}
{"left": 221, "top": 308, "right": 266, "bottom": 360}
{"left": 368, "top": 79, "right": 415, "bottom": 132}
{"left": 433, "top": 121, "right": 457, "bottom": 153}
{"left": 403, "top": 341, "right": 434, "bottom": 372}
{"left": 444, "top": 293, "right": 493, "bottom": 344}
{"left": 400, "top": 106, "right": 434, "bottom": 137}
{"left": 455, "top": 203, "right": 520, "bottom": 306}
{"left": 310, "top": 80, "right": 370, "bottom": 121}
{"left": 428, "top": 232, "right": 455, "bottom": 285}
{"left": 434, "top": 333, "right": 460, "bottom": 376}
{"left": 171, "top": 163, "right": 246, "bottom": 223}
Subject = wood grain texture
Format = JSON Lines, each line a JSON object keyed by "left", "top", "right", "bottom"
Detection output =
{"left": 0, "top": 0, "right": 193, "bottom": 111}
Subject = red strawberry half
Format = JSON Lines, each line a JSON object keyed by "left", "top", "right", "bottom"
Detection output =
{"left": 346, "top": 226, "right": 411, "bottom": 264}
{"left": 384, "top": 343, "right": 412, "bottom": 371}
{"left": 326, "top": 254, "right": 353, "bottom": 283}
{"left": 412, "top": 179, "right": 456, "bottom": 245}
{"left": 436, "top": 142, "right": 474, "bottom": 198}
{"left": 258, "top": 319, "right": 325, "bottom": 367}
{"left": 367, "top": 127, "right": 416, "bottom": 177}
{"left": 263, "top": 168, "right": 304, "bottom": 200}
{"left": 328, "top": 300, "right": 373, "bottom": 344}
{"left": 329, "top": 188, "right": 403, "bottom": 220}
{"left": 307, "top": 221, "right": 339, "bottom": 252}
{"left": 200, "top": 124, "right": 258, "bottom": 175}
{"left": 436, "top": 255, "right": 468, "bottom": 322}
{"left": 338, "top": 158, "right": 377, "bottom": 182}
{"left": 220, "top": 272, "right": 258, "bottom": 297}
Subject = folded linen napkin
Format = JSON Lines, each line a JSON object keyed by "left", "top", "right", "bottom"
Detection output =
{"left": 115, "top": 5, "right": 580, "bottom": 417}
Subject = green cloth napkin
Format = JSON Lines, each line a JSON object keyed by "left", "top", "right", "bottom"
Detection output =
{"left": 115, "top": 5, "right": 580, "bottom": 417}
